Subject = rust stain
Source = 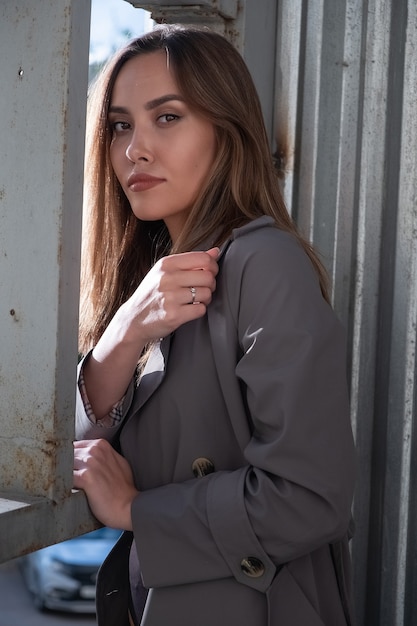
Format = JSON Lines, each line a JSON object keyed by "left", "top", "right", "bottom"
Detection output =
{"left": 273, "top": 124, "right": 292, "bottom": 179}
{"left": 9, "top": 308, "right": 19, "bottom": 322}
{"left": 1, "top": 439, "right": 59, "bottom": 495}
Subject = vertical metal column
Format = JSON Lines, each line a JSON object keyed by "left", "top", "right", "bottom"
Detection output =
{"left": 0, "top": 0, "right": 90, "bottom": 502}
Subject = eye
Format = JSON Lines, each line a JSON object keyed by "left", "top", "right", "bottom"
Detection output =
{"left": 110, "top": 120, "right": 131, "bottom": 133}
{"left": 157, "top": 113, "right": 180, "bottom": 124}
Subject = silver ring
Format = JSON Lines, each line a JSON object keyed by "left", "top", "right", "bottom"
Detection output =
{"left": 190, "top": 286, "right": 196, "bottom": 304}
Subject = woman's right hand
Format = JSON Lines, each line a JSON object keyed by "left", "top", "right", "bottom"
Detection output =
{"left": 81, "top": 247, "right": 219, "bottom": 420}
{"left": 117, "top": 246, "right": 220, "bottom": 346}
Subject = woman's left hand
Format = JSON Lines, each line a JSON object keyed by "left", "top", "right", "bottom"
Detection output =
{"left": 73, "top": 439, "right": 139, "bottom": 530}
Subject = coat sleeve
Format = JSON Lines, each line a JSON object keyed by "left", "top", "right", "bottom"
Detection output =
{"left": 132, "top": 225, "right": 356, "bottom": 592}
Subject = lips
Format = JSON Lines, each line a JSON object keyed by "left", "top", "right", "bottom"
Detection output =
{"left": 127, "top": 173, "right": 165, "bottom": 192}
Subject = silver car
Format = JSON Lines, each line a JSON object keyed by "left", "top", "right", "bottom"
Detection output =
{"left": 19, "top": 527, "right": 121, "bottom": 613}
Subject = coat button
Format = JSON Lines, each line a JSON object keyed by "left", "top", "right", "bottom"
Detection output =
{"left": 240, "top": 556, "right": 265, "bottom": 578}
{"left": 192, "top": 457, "right": 215, "bottom": 478}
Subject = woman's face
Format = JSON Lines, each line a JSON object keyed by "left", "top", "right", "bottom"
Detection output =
{"left": 108, "top": 51, "right": 216, "bottom": 242}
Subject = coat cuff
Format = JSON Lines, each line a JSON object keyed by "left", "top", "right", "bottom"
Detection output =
{"left": 75, "top": 351, "right": 135, "bottom": 441}
{"left": 207, "top": 468, "right": 277, "bottom": 592}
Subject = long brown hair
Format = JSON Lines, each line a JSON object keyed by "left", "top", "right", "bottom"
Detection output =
{"left": 79, "top": 24, "right": 329, "bottom": 353}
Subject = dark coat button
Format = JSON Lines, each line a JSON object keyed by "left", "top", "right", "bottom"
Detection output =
{"left": 240, "top": 556, "right": 265, "bottom": 578}
{"left": 192, "top": 457, "right": 215, "bottom": 478}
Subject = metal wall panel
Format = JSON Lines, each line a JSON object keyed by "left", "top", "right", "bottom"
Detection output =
{"left": 0, "top": 0, "right": 90, "bottom": 502}
{"left": 274, "top": 1, "right": 417, "bottom": 624}
{"left": 0, "top": 0, "right": 98, "bottom": 561}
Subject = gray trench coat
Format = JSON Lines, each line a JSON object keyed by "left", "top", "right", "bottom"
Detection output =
{"left": 76, "top": 216, "right": 356, "bottom": 626}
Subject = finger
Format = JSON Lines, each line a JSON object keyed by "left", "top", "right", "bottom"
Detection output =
{"left": 186, "top": 286, "right": 199, "bottom": 305}
{"left": 73, "top": 438, "right": 112, "bottom": 452}
{"left": 73, "top": 439, "right": 116, "bottom": 472}
{"left": 74, "top": 439, "right": 94, "bottom": 449}
{"left": 178, "top": 269, "right": 217, "bottom": 290}
{"left": 73, "top": 469, "right": 84, "bottom": 490}
{"left": 205, "top": 247, "right": 220, "bottom": 259}
{"left": 158, "top": 271, "right": 216, "bottom": 302}
{"left": 160, "top": 250, "right": 219, "bottom": 274}
{"left": 183, "top": 286, "right": 213, "bottom": 306}
{"left": 189, "top": 286, "right": 198, "bottom": 305}
{"left": 73, "top": 456, "right": 83, "bottom": 470}
{"left": 177, "top": 300, "right": 208, "bottom": 322}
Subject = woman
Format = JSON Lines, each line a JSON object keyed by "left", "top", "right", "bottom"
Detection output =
{"left": 74, "top": 25, "right": 356, "bottom": 626}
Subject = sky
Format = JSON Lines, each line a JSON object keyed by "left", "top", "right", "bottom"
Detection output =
{"left": 89, "top": 0, "right": 153, "bottom": 64}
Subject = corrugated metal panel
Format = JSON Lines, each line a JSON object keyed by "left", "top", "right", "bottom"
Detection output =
{"left": 274, "top": 1, "right": 417, "bottom": 624}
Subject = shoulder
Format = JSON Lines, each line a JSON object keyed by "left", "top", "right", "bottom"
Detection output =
{"left": 222, "top": 216, "right": 319, "bottom": 288}
{"left": 230, "top": 215, "right": 295, "bottom": 247}
{"left": 215, "top": 219, "right": 345, "bottom": 354}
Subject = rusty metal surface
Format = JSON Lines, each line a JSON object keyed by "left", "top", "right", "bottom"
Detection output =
{"left": 0, "top": 0, "right": 90, "bottom": 551}
{"left": 0, "top": 491, "right": 100, "bottom": 563}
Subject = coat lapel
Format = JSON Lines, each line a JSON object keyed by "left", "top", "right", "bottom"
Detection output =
{"left": 207, "top": 240, "right": 253, "bottom": 452}
{"left": 126, "top": 238, "right": 230, "bottom": 417}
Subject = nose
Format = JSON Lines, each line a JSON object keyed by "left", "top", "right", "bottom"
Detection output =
{"left": 125, "top": 129, "right": 154, "bottom": 164}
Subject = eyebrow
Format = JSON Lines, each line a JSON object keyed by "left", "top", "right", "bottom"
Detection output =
{"left": 108, "top": 94, "right": 185, "bottom": 116}
{"left": 145, "top": 94, "right": 185, "bottom": 110}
